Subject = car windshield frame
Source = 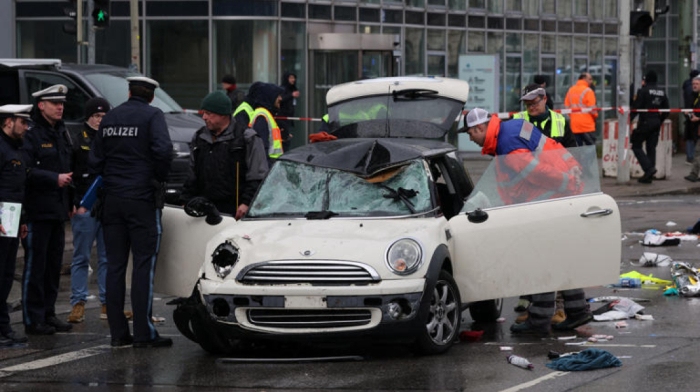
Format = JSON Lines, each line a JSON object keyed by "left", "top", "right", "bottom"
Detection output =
{"left": 83, "top": 71, "right": 183, "bottom": 113}
{"left": 327, "top": 93, "right": 464, "bottom": 139}
{"left": 247, "top": 159, "right": 435, "bottom": 219}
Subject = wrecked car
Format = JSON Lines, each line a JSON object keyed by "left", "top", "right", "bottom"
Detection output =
{"left": 155, "top": 77, "right": 621, "bottom": 355}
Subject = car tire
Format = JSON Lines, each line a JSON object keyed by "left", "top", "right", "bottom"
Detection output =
{"left": 468, "top": 298, "right": 503, "bottom": 323}
{"left": 413, "top": 269, "right": 462, "bottom": 355}
{"left": 191, "top": 317, "right": 231, "bottom": 355}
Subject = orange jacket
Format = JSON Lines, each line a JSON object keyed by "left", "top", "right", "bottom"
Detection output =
{"left": 565, "top": 80, "right": 597, "bottom": 134}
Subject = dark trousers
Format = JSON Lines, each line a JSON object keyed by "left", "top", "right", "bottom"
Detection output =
{"left": 632, "top": 127, "right": 660, "bottom": 174}
{"left": 527, "top": 289, "right": 589, "bottom": 327}
{"left": 21, "top": 220, "right": 65, "bottom": 326}
{"left": 574, "top": 132, "right": 596, "bottom": 146}
{"left": 0, "top": 237, "right": 20, "bottom": 335}
{"left": 102, "top": 195, "right": 162, "bottom": 342}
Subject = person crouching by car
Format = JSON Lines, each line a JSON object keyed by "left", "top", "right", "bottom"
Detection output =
{"left": 179, "top": 91, "right": 268, "bottom": 220}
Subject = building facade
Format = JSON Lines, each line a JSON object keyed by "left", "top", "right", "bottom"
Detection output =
{"left": 4, "top": 0, "right": 692, "bottom": 148}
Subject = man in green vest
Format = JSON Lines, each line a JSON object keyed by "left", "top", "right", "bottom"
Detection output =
{"left": 512, "top": 84, "right": 576, "bottom": 148}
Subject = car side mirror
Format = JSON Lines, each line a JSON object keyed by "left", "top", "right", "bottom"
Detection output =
{"left": 467, "top": 208, "right": 488, "bottom": 224}
{"left": 185, "top": 197, "right": 223, "bottom": 226}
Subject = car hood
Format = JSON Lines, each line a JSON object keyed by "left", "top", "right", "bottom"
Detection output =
{"left": 209, "top": 218, "right": 446, "bottom": 279}
{"left": 164, "top": 112, "right": 204, "bottom": 142}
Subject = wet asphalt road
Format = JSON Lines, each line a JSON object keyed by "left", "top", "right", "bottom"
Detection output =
{"left": 2, "top": 196, "right": 700, "bottom": 391}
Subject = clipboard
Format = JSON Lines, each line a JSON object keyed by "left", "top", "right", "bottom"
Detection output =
{"left": 80, "top": 176, "right": 103, "bottom": 210}
{"left": 0, "top": 202, "right": 22, "bottom": 238}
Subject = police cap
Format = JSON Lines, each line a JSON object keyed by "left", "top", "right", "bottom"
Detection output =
{"left": 126, "top": 76, "right": 160, "bottom": 90}
{"left": 32, "top": 84, "right": 68, "bottom": 102}
{"left": 0, "top": 104, "right": 33, "bottom": 119}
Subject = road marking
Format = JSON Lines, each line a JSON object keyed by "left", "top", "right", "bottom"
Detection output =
{"left": 498, "top": 371, "right": 568, "bottom": 392}
{"left": 0, "top": 344, "right": 112, "bottom": 378}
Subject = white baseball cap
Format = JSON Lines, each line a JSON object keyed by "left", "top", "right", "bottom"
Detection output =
{"left": 466, "top": 108, "right": 490, "bottom": 128}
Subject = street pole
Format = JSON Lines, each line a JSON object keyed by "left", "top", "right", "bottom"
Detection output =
{"left": 87, "top": 0, "right": 95, "bottom": 64}
{"left": 617, "top": 0, "right": 631, "bottom": 183}
{"left": 76, "top": 0, "right": 83, "bottom": 64}
{"left": 130, "top": 0, "right": 140, "bottom": 72}
{"left": 680, "top": 0, "right": 693, "bottom": 153}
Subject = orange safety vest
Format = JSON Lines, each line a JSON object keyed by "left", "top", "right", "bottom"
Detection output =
{"left": 249, "top": 107, "right": 283, "bottom": 158}
{"left": 565, "top": 79, "right": 597, "bottom": 134}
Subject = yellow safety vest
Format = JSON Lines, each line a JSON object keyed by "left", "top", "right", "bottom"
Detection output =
{"left": 512, "top": 110, "right": 566, "bottom": 138}
{"left": 233, "top": 102, "right": 254, "bottom": 123}
{"left": 249, "top": 107, "right": 283, "bottom": 158}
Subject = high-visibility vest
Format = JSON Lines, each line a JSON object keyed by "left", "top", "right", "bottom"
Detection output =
{"left": 322, "top": 114, "right": 329, "bottom": 123}
{"left": 512, "top": 110, "right": 566, "bottom": 138}
{"left": 249, "top": 107, "right": 283, "bottom": 158}
{"left": 233, "top": 102, "right": 254, "bottom": 123}
{"left": 565, "top": 80, "right": 597, "bottom": 133}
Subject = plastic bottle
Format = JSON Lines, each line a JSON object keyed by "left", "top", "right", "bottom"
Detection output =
{"left": 506, "top": 355, "right": 534, "bottom": 370}
{"left": 617, "top": 277, "right": 642, "bottom": 288}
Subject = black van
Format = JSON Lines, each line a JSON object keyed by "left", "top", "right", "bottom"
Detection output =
{"left": 0, "top": 59, "right": 203, "bottom": 201}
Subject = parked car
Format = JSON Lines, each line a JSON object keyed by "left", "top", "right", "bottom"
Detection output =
{"left": 0, "top": 58, "right": 203, "bottom": 200}
{"left": 156, "top": 77, "right": 621, "bottom": 355}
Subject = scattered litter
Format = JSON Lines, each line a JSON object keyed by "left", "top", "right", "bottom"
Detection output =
{"left": 496, "top": 317, "right": 506, "bottom": 323}
{"left": 154, "top": 297, "right": 162, "bottom": 301}
{"left": 634, "top": 314, "right": 654, "bottom": 321}
{"left": 459, "top": 330, "right": 484, "bottom": 342}
{"left": 499, "top": 346, "right": 513, "bottom": 351}
{"left": 632, "top": 253, "right": 672, "bottom": 267}
{"left": 592, "top": 335, "right": 614, "bottom": 340}
{"left": 588, "top": 296, "right": 650, "bottom": 303}
{"left": 671, "top": 262, "right": 700, "bottom": 296}
{"left": 620, "top": 271, "right": 672, "bottom": 286}
{"left": 615, "top": 321, "right": 628, "bottom": 329}
{"left": 546, "top": 348, "right": 622, "bottom": 371}
{"left": 642, "top": 230, "right": 681, "bottom": 247}
{"left": 619, "top": 332, "right": 632, "bottom": 334}
{"left": 507, "top": 354, "right": 534, "bottom": 370}
{"left": 152, "top": 316, "right": 166, "bottom": 323}
{"left": 618, "top": 356, "right": 633, "bottom": 359}
{"left": 610, "top": 277, "right": 641, "bottom": 288}
{"left": 548, "top": 351, "right": 561, "bottom": 359}
{"left": 663, "top": 288, "right": 679, "bottom": 296}
{"left": 86, "top": 295, "right": 96, "bottom": 300}
{"left": 666, "top": 221, "right": 677, "bottom": 227}
{"left": 593, "top": 298, "right": 645, "bottom": 321}
{"left": 557, "top": 336, "right": 578, "bottom": 341}
{"left": 588, "top": 337, "right": 599, "bottom": 343}
{"left": 621, "top": 235, "right": 627, "bottom": 241}
{"left": 565, "top": 342, "right": 588, "bottom": 346}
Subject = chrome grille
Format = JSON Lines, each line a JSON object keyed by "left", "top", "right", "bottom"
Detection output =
{"left": 237, "top": 261, "right": 381, "bottom": 285}
{"left": 248, "top": 309, "right": 372, "bottom": 329}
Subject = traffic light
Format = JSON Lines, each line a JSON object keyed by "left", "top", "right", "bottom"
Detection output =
{"left": 93, "top": 0, "right": 111, "bottom": 29}
{"left": 630, "top": 0, "right": 670, "bottom": 37}
{"left": 63, "top": 0, "right": 77, "bottom": 35}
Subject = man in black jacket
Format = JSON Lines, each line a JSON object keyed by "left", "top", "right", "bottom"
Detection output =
{"left": 0, "top": 104, "right": 32, "bottom": 346}
{"left": 180, "top": 91, "right": 268, "bottom": 220}
{"left": 21, "top": 85, "right": 75, "bottom": 335}
{"left": 221, "top": 74, "right": 245, "bottom": 111}
{"left": 278, "top": 72, "right": 299, "bottom": 151}
{"left": 631, "top": 70, "right": 670, "bottom": 184}
{"left": 90, "top": 77, "right": 173, "bottom": 348}
{"left": 682, "top": 70, "right": 700, "bottom": 164}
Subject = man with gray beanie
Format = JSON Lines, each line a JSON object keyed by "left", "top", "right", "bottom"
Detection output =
{"left": 179, "top": 91, "right": 268, "bottom": 220}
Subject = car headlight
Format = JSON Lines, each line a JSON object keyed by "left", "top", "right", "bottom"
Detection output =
{"left": 172, "top": 142, "right": 190, "bottom": 158}
{"left": 211, "top": 241, "right": 239, "bottom": 279}
{"left": 385, "top": 238, "right": 423, "bottom": 275}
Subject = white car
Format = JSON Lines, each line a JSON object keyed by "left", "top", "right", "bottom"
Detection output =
{"left": 156, "top": 77, "right": 621, "bottom": 355}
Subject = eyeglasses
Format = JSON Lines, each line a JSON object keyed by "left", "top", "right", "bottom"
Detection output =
{"left": 524, "top": 98, "right": 543, "bottom": 108}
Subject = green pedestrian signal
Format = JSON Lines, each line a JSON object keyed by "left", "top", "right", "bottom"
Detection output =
{"left": 98, "top": 10, "right": 105, "bottom": 22}
{"left": 92, "top": 0, "right": 111, "bottom": 28}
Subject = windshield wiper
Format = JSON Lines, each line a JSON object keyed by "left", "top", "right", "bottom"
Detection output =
{"left": 392, "top": 89, "right": 439, "bottom": 101}
{"left": 380, "top": 185, "right": 418, "bottom": 214}
{"left": 305, "top": 211, "right": 338, "bottom": 220}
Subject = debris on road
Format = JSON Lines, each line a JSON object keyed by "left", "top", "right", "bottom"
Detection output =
{"left": 671, "top": 262, "right": 700, "bottom": 296}
{"left": 666, "top": 221, "right": 677, "bottom": 227}
{"left": 593, "top": 298, "right": 645, "bottom": 321}
{"left": 459, "top": 330, "right": 484, "bottom": 342}
{"left": 620, "top": 271, "right": 672, "bottom": 286}
{"left": 642, "top": 230, "right": 681, "bottom": 247}
{"left": 499, "top": 346, "right": 513, "bottom": 351}
{"left": 588, "top": 296, "right": 651, "bottom": 303}
{"left": 632, "top": 252, "right": 672, "bottom": 267}
{"left": 615, "top": 321, "right": 628, "bottom": 329}
{"left": 506, "top": 354, "right": 534, "bottom": 370}
{"left": 635, "top": 314, "right": 654, "bottom": 321}
{"left": 546, "top": 348, "right": 622, "bottom": 371}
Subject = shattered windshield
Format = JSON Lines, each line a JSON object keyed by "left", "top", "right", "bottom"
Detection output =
{"left": 327, "top": 93, "right": 463, "bottom": 139}
{"left": 248, "top": 160, "right": 433, "bottom": 218}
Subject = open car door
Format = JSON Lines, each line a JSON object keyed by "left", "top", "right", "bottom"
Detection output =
{"left": 154, "top": 205, "right": 237, "bottom": 297}
{"left": 447, "top": 147, "right": 621, "bottom": 303}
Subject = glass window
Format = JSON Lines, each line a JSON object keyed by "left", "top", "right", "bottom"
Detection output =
{"left": 447, "top": 30, "right": 466, "bottom": 77}
{"left": 428, "top": 55, "right": 446, "bottom": 76}
{"left": 16, "top": 21, "right": 78, "bottom": 63}
{"left": 604, "top": 0, "right": 617, "bottom": 18}
{"left": 95, "top": 20, "right": 135, "bottom": 69}
{"left": 406, "top": 28, "right": 425, "bottom": 75}
{"left": 589, "top": 37, "right": 603, "bottom": 107}
{"left": 24, "top": 72, "right": 90, "bottom": 122}
{"left": 573, "top": 0, "right": 587, "bottom": 16}
{"left": 558, "top": 0, "right": 572, "bottom": 17}
{"left": 574, "top": 37, "right": 587, "bottom": 55}
{"left": 148, "top": 1, "right": 208, "bottom": 16}
{"left": 542, "top": 0, "right": 555, "bottom": 14}
{"left": 406, "top": 11, "right": 425, "bottom": 24}
{"left": 309, "top": 4, "right": 332, "bottom": 20}
{"left": 280, "top": 21, "right": 307, "bottom": 151}
{"left": 590, "top": 0, "right": 603, "bottom": 19}
{"left": 428, "top": 29, "right": 446, "bottom": 50}
{"left": 428, "top": 0, "right": 446, "bottom": 6}
{"left": 407, "top": 0, "right": 426, "bottom": 7}
{"left": 213, "top": 0, "right": 277, "bottom": 16}
{"left": 487, "top": 32, "right": 504, "bottom": 110}
{"left": 652, "top": 16, "right": 666, "bottom": 38}
{"left": 148, "top": 20, "right": 208, "bottom": 110}
{"left": 522, "top": 0, "right": 538, "bottom": 16}
{"left": 448, "top": 14, "right": 466, "bottom": 27}
{"left": 360, "top": 0, "right": 381, "bottom": 4}
{"left": 506, "top": 0, "right": 521, "bottom": 12}
{"left": 383, "top": 26, "right": 402, "bottom": 35}
{"left": 214, "top": 20, "right": 278, "bottom": 91}
{"left": 468, "top": 31, "right": 485, "bottom": 52}
{"left": 505, "top": 56, "right": 521, "bottom": 112}
{"left": 487, "top": 0, "right": 504, "bottom": 13}
{"left": 360, "top": 7, "right": 380, "bottom": 22}
{"left": 449, "top": 0, "right": 467, "bottom": 11}
{"left": 360, "top": 24, "right": 381, "bottom": 34}
{"left": 428, "top": 13, "right": 446, "bottom": 26}
{"left": 281, "top": 2, "right": 306, "bottom": 18}
{"left": 84, "top": 72, "right": 183, "bottom": 114}
{"left": 469, "top": 15, "right": 486, "bottom": 28}
{"left": 541, "top": 57, "right": 556, "bottom": 101}
{"left": 523, "top": 34, "right": 539, "bottom": 89}
{"left": 604, "top": 37, "right": 617, "bottom": 57}
{"left": 469, "top": 0, "right": 485, "bottom": 8}
{"left": 542, "top": 35, "right": 555, "bottom": 53}
{"left": 556, "top": 36, "right": 572, "bottom": 103}
{"left": 335, "top": 6, "right": 356, "bottom": 21}
{"left": 383, "top": 10, "right": 403, "bottom": 24}
{"left": 505, "top": 33, "right": 521, "bottom": 52}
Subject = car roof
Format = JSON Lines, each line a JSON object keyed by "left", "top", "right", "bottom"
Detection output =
{"left": 60, "top": 63, "right": 132, "bottom": 75}
{"left": 0, "top": 58, "right": 62, "bottom": 69}
{"left": 280, "top": 138, "right": 456, "bottom": 177}
{"left": 326, "top": 77, "right": 470, "bottom": 106}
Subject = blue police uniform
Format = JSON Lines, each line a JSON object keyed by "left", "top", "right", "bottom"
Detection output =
{"left": 21, "top": 108, "right": 74, "bottom": 334}
{"left": 90, "top": 94, "right": 173, "bottom": 345}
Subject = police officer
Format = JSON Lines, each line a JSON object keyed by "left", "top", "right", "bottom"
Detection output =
{"left": 0, "top": 105, "right": 32, "bottom": 346}
{"left": 22, "top": 85, "right": 74, "bottom": 335}
{"left": 631, "top": 70, "right": 670, "bottom": 184}
{"left": 89, "top": 77, "right": 173, "bottom": 347}
{"left": 179, "top": 91, "right": 268, "bottom": 220}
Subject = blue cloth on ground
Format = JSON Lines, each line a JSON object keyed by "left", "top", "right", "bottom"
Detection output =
{"left": 546, "top": 348, "right": 622, "bottom": 371}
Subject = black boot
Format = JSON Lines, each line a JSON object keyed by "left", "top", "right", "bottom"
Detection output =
{"left": 46, "top": 315, "right": 73, "bottom": 332}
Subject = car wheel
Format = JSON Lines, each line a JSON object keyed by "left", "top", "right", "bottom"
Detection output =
{"left": 191, "top": 317, "right": 232, "bottom": 355}
{"left": 468, "top": 298, "right": 503, "bottom": 323}
{"left": 413, "top": 269, "right": 462, "bottom": 355}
